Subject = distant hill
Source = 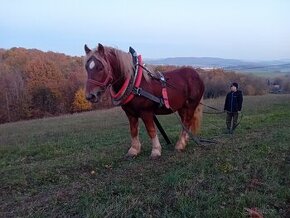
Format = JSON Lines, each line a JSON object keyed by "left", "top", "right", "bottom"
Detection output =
{"left": 146, "top": 57, "right": 290, "bottom": 74}
{"left": 147, "top": 57, "right": 247, "bottom": 68}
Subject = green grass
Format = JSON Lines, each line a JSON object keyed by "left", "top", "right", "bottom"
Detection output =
{"left": 1, "top": 94, "right": 290, "bottom": 217}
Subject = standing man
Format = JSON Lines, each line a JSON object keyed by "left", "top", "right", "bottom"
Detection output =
{"left": 224, "top": 82, "right": 243, "bottom": 134}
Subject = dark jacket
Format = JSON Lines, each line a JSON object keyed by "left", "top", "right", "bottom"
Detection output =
{"left": 224, "top": 90, "right": 243, "bottom": 112}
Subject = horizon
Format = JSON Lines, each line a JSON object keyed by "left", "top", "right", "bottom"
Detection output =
{"left": 1, "top": 0, "right": 290, "bottom": 61}
{"left": 3, "top": 46, "right": 290, "bottom": 63}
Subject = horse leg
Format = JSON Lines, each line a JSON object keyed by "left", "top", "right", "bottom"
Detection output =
{"left": 141, "top": 113, "right": 162, "bottom": 159}
{"left": 126, "top": 114, "right": 141, "bottom": 158}
{"left": 191, "top": 102, "right": 203, "bottom": 135}
{"left": 175, "top": 108, "right": 194, "bottom": 151}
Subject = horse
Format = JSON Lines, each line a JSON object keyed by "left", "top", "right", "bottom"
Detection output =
{"left": 84, "top": 43, "right": 205, "bottom": 159}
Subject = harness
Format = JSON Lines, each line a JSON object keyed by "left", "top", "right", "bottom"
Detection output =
{"left": 109, "top": 48, "right": 231, "bottom": 145}
{"left": 110, "top": 54, "right": 143, "bottom": 106}
{"left": 86, "top": 47, "right": 240, "bottom": 146}
{"left": 110, "top": 47, "right": 170, "bottom": 109}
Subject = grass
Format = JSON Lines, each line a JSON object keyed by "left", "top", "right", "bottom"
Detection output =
{"left": 1, "top": 94, "right": 290, "bottom": 217}
{"left": 238, "top": 71, "right": 290, "bottom": 78}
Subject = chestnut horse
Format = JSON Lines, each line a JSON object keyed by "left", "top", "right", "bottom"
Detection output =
{"left": 84, "top": 44, "right": 204, "bottom": 159}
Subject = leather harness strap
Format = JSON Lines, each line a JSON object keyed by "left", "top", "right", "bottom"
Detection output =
{"left": 110, "top": 47, "right": 170, "bottom": 108}
{"left": 157, "top": 71, "right": 170, "bottom": 109}
{"left": 122, "top": 55, "right": 143, "bottom": 105}
{"left": 133, "top": 87, "right": 164, "bottom": 107}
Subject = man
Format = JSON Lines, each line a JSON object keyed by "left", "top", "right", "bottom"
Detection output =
{"left": 224, "top": 82, "right": 243, "bottom": 134}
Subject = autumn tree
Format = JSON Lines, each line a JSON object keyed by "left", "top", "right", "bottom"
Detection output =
{"left": 72, "top": 88, "right": 92, "bottom": 112}
{"left": 0, "top": 47, "right": 282, "bottom": 124}
{"left": 0, "top": 66, "right": 30, "bottom": 122}
{"left": 31, "top": 87, "right": 58, "bottom": 116}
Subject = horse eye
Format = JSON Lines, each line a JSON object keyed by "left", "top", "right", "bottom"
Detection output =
{"left": 94, "top": 60, "right": 104, "bottom": 71}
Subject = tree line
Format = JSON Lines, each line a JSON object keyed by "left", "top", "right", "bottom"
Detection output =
{"left": 0, "top": 48, "right": 289, "bottom": 124}
{"left": 0, "top": 48, "right": 90, "bottom": 123}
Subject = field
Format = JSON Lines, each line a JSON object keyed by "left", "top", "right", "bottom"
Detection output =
{"left": 1, "top": 94, "right": 290, "bottom": 217}
{"left": 240, "top": 71, "right": 290, "bottom": 78}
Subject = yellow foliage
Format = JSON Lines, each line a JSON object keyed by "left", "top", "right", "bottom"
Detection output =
{"left": 72, "top": 88, "right": 92, "bottom": 112}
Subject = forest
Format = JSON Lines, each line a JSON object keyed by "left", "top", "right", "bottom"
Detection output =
{"left": 0, "top": 47, "right": 289, "bottom": 124}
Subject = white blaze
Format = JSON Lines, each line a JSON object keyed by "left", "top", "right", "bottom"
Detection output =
{"left": 89, "top": 61, "right": 95, "bottom": 69}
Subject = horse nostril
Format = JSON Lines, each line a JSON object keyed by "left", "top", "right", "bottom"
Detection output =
{"left": 86, "top": 93, "right": 96, "bottom": 101}
{"left": 96, "top": 91, "right": 102, "bottom": 97}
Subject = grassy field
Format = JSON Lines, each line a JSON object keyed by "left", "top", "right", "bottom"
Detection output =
{"left": 1, "top": 94, "right": 290, "bottom": 217}
{"left": 237, "top": 71, "right": 290, "bottom": 78}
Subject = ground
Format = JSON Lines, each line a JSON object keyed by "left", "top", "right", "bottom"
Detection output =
{"left": 1, "top": 94, "right": 290, "bottom": 217}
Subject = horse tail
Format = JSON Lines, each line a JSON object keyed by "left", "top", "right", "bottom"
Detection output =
{"left": 191, "top": 96, "right": 203, "bottom": 135}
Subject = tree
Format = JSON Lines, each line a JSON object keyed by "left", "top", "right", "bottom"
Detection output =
{"left": 72, "top": 88, "right": 92, "bottom": 112}
{"left": 31, "top": 87, "right": 58, "bottom": 116}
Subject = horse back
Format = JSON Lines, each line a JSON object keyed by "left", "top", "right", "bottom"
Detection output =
{"left": 164, "top": 67, "right": 204, "bottom": 98}
{"left": 122, "top": 67, "right": 204, "bottom": 115}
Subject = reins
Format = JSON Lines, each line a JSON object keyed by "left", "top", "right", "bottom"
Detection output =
{"left": 138, "top": 64, "right": 176, "bottom": 89}
{"left": 200, "top": 102, "right": 225, "bottom": 114}
{"left": 171, "top": 109, "right": 218, "bottom": 145}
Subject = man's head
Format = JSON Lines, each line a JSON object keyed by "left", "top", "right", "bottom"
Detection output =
{"left": 230, "top": 82, "right": 238, "bottom": 92}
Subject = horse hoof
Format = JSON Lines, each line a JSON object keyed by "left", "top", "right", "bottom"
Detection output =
{"left": 150, "top": 154, "right": 161, "bottom": 160}
{"left": 125, "top": 153, "right": 137, "bottom": 160}
{"left": 127, "top": 148, "right": 140, "bottom": 157}
{"left": 150, "top": 149, "right": 161, "bottom": 160}
{"left": 175, "top": 148, "right": 185, "bottom": 153}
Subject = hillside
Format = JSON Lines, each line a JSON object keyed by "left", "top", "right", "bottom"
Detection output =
{"left": 1, "top": 94, "right": 290, "bottom": 217}
{"left": 0, "top": 47, "right": 109, "bottom": 123}
{"left": 1, "top": 47, "right": 289, "bottom": 124}
{"left": 147, "top": 57, "right": 290, "bottom": 74}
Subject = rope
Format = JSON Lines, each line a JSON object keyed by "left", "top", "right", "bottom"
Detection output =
{"left": 200, "top": 102, "right": 225, "bottom": 114}
{"left": 171, "top": 108, "right": 218, "bottom": 145}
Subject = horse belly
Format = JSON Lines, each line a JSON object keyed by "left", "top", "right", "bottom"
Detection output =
{"left": 154, "top": 107, "right": 175, "bottom": 115}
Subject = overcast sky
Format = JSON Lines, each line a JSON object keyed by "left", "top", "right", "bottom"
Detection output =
{"left": 1, "top": 0, "right": 290, "bottom": 60}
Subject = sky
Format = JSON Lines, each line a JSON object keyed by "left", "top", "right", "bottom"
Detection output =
{"left": 1, "top": 0, "right": 290, "bottom": 60}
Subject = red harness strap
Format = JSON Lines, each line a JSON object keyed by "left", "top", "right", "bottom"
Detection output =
{"left": 122, "top": 55, "right": 143, "bottom": 105}
{"left": 110, "top": 77, "right": 130, "bottom": 99}
{"left": 110, "top": 55, "right": 171, "bottom": 108}
{"left": 157, "top": 71, "right": 170, "bottom": 109}
{"left": 162, "top": 87, "right": 170, "bottom": 109}
{"left": 110, "top": 55, "right": 143, "bottom": 105}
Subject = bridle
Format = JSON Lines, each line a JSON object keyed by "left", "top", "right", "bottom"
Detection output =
{"left": 85, "top": 53, "right": 113, "bottom": 91}
{"left": 85, "top": 47, "right": 144, "bottom": 106}
{"left": 86, "top": 76, "right": 113, "bottom": 92}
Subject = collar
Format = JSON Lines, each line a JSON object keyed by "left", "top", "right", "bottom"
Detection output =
{"left": 110, "top": 54, "right": 143, "bottom": 106}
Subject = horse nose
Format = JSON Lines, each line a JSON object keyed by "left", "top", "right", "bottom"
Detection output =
{"left": 86, "top": 93, "right": 97, "bottom": 102}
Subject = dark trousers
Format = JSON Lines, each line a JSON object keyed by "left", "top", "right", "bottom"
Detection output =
{"left": 226, "top": 112, "right": 239, "bottom": 130}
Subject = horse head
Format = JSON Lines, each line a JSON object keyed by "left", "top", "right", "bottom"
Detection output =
{"left": 84, "top": 43, "right": 113, "bottom": 103}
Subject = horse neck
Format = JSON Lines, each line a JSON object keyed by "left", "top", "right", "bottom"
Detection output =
{"left": 107, "top": 49, "right": 133, "bottom": 92}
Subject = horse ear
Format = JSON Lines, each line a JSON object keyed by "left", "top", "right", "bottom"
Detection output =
{"left": 98, "top": 43, "right": 105, "bottom": 54}
{"left": 84, "top": 44, "right": 91, "bottom": 54}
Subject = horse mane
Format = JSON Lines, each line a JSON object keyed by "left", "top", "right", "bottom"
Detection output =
{"left": 111, "top": 46, "right": 157, "bottom": 81}
{"left": 85, "top": 45, "right": 154, "bottom": 81}
{"left": 105, "top": 46, "right": 134, "bottom": 79}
